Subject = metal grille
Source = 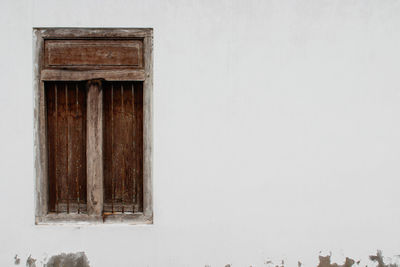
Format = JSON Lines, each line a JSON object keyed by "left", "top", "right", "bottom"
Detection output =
{"left": 46, "top": 81, "right": 87, "bottom": 214}
{"left": 103, "top": 81, "right": 143, "bottom": 214}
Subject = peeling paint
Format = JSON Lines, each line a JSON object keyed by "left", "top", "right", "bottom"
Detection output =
{"left": 19, "top": 251, "right": 399, "bottom": 267}
{"left": 264, "top": 259, "right": 285, "bottom": 267}
{"left": 26, "top": 255, "right": 36, "bottom": 267}
{"left": 198, "top": 251, "right": 400, "bottom": 267}
{"left": 45, "top": 252, "right": 89, "bottom": 267}
{"left": 14, "top": 254, "right": 20, "bottom": 265}
{"left": 370, "top": 250, "right": 398, "bottom": 267}
{"left": 258, "top": 251, "right": 399, "bottom": 267}
{"left": 265, "top": 259, "right": 274, "bottom": 266}
{"left": 317, "top": 255, "right": 355, "bottom": 267}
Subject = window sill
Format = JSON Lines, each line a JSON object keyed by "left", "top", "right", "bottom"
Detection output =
{"left": 35, "top": 213, "right": 153, "bottom": 225}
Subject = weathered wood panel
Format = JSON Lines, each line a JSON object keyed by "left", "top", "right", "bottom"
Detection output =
{"left": 86, "top": 80, "right": 103, "bottom": 216}
{"left": 103, "top": 81, "right": 143, "bottom": 213}
{"left": 46, "top": 82, "right": 87, "bottom": 213}
{"left": 134, "top": 84, "right": 144, "bottom": 212}
{"left": 35, "top": 28, "right": 153, "bottom": 224}
{"left": 41, "top": 69, "right": 146, "bottom": 81}
{"left": 38, "top": 28, "right": 152, "bottom": 39}
{"left": 44, "top": 39, "right": 143, "bottom": 69}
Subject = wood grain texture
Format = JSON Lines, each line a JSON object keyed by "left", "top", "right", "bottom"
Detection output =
{"left": 143, "top": 32, "right": 153, "bottom": 218}
{"left": 44, "top": 39, "right": 143, "bottom": 69}
{"left": 41, "top": 69, "right": 146, "bottom": 81}
{"left": 86, "top": 80, "right": 103, "bottom": 216}
{"left": 38, "top": 28, "right": 152, "bottom": 39}
{"left": 34, "top": 28, "right": 48, "bottom": 221}
{"left": 46, "top": 82, "right": 87, "bottom": 213}
{"left": 103, "top": 81, "right": 143, "bottom": 213}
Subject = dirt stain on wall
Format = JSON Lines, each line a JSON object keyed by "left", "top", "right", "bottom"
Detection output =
{"left": 369, "top": 250, "right": 398, "bottom": 267}
{"left": 45, "top": 252, "right": 89, "bottom": 267}
{"left": 26, "top": 255, "right": 36, "bottom": 267}
{"left": 14, "top": 254, "right": 20, "bottom": 265}
{"left": 316, "top": 251, "right": 398, "bottom": 267}
{"left": 317, "top": 255, "right": 355, "bottom": 267}
{"left": 16, "top": 250, "right": 400, "bottom": 267}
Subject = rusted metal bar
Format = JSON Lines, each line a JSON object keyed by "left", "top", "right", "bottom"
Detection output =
{"left": 65, "top": 83, "right": 69, "bottom": 214}
{"left": 75, "top": 84, "right": 80, "bottom": 214}
{"left": 55, "top": 83, "right": 59, "bottom": 213}
{"left": 132, "top": 83, "right": 136, "bottom": 213}
{"left": 121, "top": 83, "right": 125, "bottom": 213}
{"left": 111, "top": 83, "right": 114, "bottom": 213}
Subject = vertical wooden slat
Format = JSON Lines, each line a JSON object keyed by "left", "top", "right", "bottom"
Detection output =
{"left": 135, "top": 83, "right": 144, "bottom": 212}
{"left": 86, "top": 80, "right": 103, "bottom": 216}
{"left": 143, "top": 32, "right": 153, "bottom": 218}
{"left": 34, "top": 30, "right": 47, "bottom": 221}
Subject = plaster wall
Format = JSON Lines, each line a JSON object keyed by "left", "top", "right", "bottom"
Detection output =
{"left": 1, "top": 0, "right": 400, "bottom": 266}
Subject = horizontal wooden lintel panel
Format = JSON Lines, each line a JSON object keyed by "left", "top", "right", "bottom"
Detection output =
{"left": 44, "top": 39, "right": 143, "bottom": 69}
{"left": 36, "top": 28, "right": 152, "bottom": 39}
{"left": 41, "top": 69, "right": 146, "bottom": 81}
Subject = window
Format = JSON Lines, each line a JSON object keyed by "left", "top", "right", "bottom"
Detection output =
{"left": 33, "top": 28, "right": 153, "bottom": 224}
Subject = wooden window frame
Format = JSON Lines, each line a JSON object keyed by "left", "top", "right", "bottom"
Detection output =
{"left": 33, "top": 28, "right": 153, "bottom": 224}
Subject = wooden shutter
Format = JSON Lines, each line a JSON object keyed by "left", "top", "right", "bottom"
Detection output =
{"left": 46, "top": 81, "right": 87, "bottom": 213}
{"left": 103, "top": 81, "right": 143, "bottom": 213}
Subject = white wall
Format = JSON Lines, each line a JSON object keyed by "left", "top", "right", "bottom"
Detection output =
{"left": 1, "top": 0, "right": 400, "bottom": 266}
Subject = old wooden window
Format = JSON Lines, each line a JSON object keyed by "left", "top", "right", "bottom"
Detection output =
{"left": 34, "top": 28, "right": 153, "bottom": 224}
